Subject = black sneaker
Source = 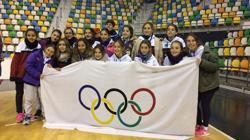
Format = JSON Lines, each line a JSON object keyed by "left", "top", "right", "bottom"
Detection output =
{"left": 34, "top": 109, "right": 42, "bottom": 119}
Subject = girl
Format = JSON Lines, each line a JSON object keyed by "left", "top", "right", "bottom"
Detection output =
{"left": 84, "top": 28, "right": 100, "bottom": 48}
{"left": 162, "top": 24, "right": 186, "bottom": 53}
{"left": 64, "top": 27, "right": 77, "bottom": 48}
{"left": 105, "top": 19, "right": 120, "bottom": 41}
{"left": 186, "top": 34, "right": 219, "bottom": 136}
{"left": 100, "top": 29, "right": 114, "bottom": 57}
{"left": 10, "top": 28, "right": 41, "bottom": 123}
{"left": 134, "top": 40, "right": 159, "bottom": 66}
{"left": 121, "top": 25, "right": 135, "bottom": 57}
{"left": 0, "top": 35, "right": 3, "bottom": 84}
{"left": 22, "top": 44, "right": 56, "bottom": 125}
{"left": 39, "top": 29, "right": 62, "bottom": 48}
{"left": 109, "top": 39, "right": 132, "bottom": 62}
{"left": 91, "top": 44, "right": 108, "bottom": 61}
{"left": 132, "top": 22, "right": 163, "bottom": 64}
{"left": 72, "top": 38, "right": 92, "bottom": 63}
{"left": 54, "top": 39, "right": 72, "bottom": 68}
{"left": 163, "top": 40, "right": 187, "bottom": 65}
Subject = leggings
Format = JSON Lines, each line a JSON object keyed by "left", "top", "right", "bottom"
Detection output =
{"left": 196, "top": 87, "right": 219, "bottom": 127}
{"left": 15, "top": 81, "right": 24, "bottom": 113}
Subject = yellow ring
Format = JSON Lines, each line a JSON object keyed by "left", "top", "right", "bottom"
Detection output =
{"left": 91, "top": 98, "right": 115, "bottom": 125}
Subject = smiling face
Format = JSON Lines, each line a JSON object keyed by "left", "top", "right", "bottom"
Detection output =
{"left": 100, "top": 30, "right": 109, "bottom": 42}
{"left": 51, "top": 31, "right": 61, "bottom": 42}
{"left": 77, "top": 40, "right": 86, "bottom": 53}
{"left": 26, "top": 30, "right": 37, "bottom": 43}
{"left": 140, "top": 43, "right": 150, "bottom": 55}
{"left": 122, "top": 27, "right": 131, "bottom": 39}
{"left": 64, "top": 29, "right": 74, "bottom": 40}
{"left": 186, "top": 35, "right": 198, "bottom": 52}
{"left": 114, "top": 41, "right": 123, "bottom": 58}
{"left": 142, "top": 23, "right": 153, "bottom": 36}
{"left": 85, "top": 29, "right": 94, "bottom": 40}
{"left": 170, "top": 42, "right": 182, "bottom": 57}
{"left": 44, "top": 46, "right": 55, "bottom": 58}
{"left": 167, "top": 25, "right": 177, "bottom": 39}
{"left": 106, "top": 23, "right": 113, "bottom": 31}
{"left": 58, "top": 40, "right": 67, "bottom": 53}
{"left": 94, "top": 47, "right": 103, "bottom": 60}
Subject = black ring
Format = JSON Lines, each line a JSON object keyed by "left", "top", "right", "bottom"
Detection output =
{"left": 104, "top": 88, "right": 128, "bottom": 115}
{"left": 78, "top": 84, "right": 101, "bottom": 110}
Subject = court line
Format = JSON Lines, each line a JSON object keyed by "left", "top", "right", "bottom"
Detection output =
{"left": 209, "top": 125, "right": 235, "bottom": 140}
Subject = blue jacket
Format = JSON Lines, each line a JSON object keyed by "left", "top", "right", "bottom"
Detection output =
{"left": 23, "top": 49, "right": 53, "bottom": 86}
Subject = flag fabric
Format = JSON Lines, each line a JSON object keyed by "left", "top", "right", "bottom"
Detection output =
{"left": 41, "top": 58, "right": 199, "bottom": 139}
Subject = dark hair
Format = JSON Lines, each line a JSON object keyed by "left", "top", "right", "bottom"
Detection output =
{"left": 52, "top": 29, "right": 62, "bottom": 38}
{"left": 44, "top": 43, "right": 56, "bottom": 50}
{"left": 167, "top": 24, "right": 178, "bottom": 32}
{"left": 123, "top": 25, "right": 134, "bottom": 38}
{"left": 186, "top": 33, "right": 203, "bottom": 47}
{"left": 44, "top": 43, "right": 56, "bottom": 57}
{"left": 140, "top": 40, "right": 151, "bottom": 48}
{"left": 25, "top": 28, "right": 38, "bottom": 38}
{"left": 74, "top": 38, "right": 92, "bottom": 57}
{"left": 85, "top": 28, "right": 95, "bottom": 36}
{"left": 171, "top": 40, "right": 184, "bottom": 50}
{"left": 64, "top": 27, "right": 75, "bottom": 35}
{"left": 142, "top": 22, "right": 154, "bottom": 32}
{"left": 93, "top": 44, "right": 105, "bottom": 56}
{"left": 139, "top": 40, "right": 151, "bottom": 54}
{"left": 75, "top": 38, "right": 88, "bottom": 48}
{"left": 106, "top": 19, "right": 115, "bottom": 27}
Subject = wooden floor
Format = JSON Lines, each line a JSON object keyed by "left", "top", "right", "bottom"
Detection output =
{"left": 0, "top": 91, "right": 232, "bottom": 140}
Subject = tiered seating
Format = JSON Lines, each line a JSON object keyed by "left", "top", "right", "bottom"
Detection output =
{"left": 206, "top": 29, "right": 250, "bottom": 72}
{"left": 0, "top": 0, "right": 60, "bottom": 53}
{"left": 150, "top": 0, "right": 250, "bottom": 29}
{"left": 67, "top": 0, "right": 143, "bottom": 36}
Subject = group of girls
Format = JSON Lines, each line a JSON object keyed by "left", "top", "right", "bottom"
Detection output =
{"left": 9, "top": 20, "right": 219, "bottom": 137}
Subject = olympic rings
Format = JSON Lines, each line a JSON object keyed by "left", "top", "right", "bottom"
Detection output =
{"left": 104, "top": 88, "right": 127, "bottom": 115}
{"left": 78, "top": 84, "right": 156, "bottom": 128}
{"left": 117, "top": 100, "right": 142, "bottom": 127}
{"left": 91, "top": 98, "right": 115, "bottom": 125}
{"left": 130, "top": 88, "right": 156, "bottom": 116}
{"left": 79, "top": 84, "right": 101, "bottom": 110}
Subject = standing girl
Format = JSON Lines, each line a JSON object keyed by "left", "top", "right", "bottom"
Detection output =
{"left": 134, "top": 40, "right": 159, "bottom": 66}
{"left": 64, "top": 27, "right": 77, "bottom": 48}
{"left": 186, "top": 34, "right": 219, "bottom": 136}
{"left": 100, "top": 29, "right": 114, "bottom": 57}
{"left": 121, "top": 25, "right": 134, "bottom": 57}
{"left": 22, "top": 44, "right": 55, "bottom": 125}
{"left": 71, "top": 38, "right": 92, "bottom": 63}
{"left": 39, "top": 29, "right": 62, "bottom": 48}
{"left": 91, "top": 44, "right": 108, "bottom": 61}
{"left": 162, "top": 24, "right": 186, "bottom": 58}
{"left": 132, "top": 22, "right": 163, "bottom": 64}
{"left": 109, "top": 39, "right": 132, "bottom": 62}
{"left": 10, "top": 28, "right": 41, "bottom": 123}
{"left": 105, "top": 19, "right": 120, "bottom": 41}
{"left": 0, "top": 35, "right": 4, "bottom": 82}
{"left": 163, "top": 40, "right": 187, "bottom": 66}
{"left": 54, "top": 39, "right": 72, "bottom": 68}
{"left": 84, "top": 28, "right": 100, "bottom": 48}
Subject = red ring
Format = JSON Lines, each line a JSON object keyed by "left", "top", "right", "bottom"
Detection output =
{"left": 130, "top": 88, "right": 156, "bottom": 116}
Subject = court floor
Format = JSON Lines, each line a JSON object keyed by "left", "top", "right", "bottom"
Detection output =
{"left": 0, "top": 91, "right": 233, "bottom": 140}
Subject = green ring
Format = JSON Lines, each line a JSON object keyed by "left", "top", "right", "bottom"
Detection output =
{"left": 117, "top": 100, "right": 142, "bottom": 127}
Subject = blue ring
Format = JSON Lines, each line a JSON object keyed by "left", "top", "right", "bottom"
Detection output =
{"left": 78, "top": 84, "right": 101, "bottom": 110}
